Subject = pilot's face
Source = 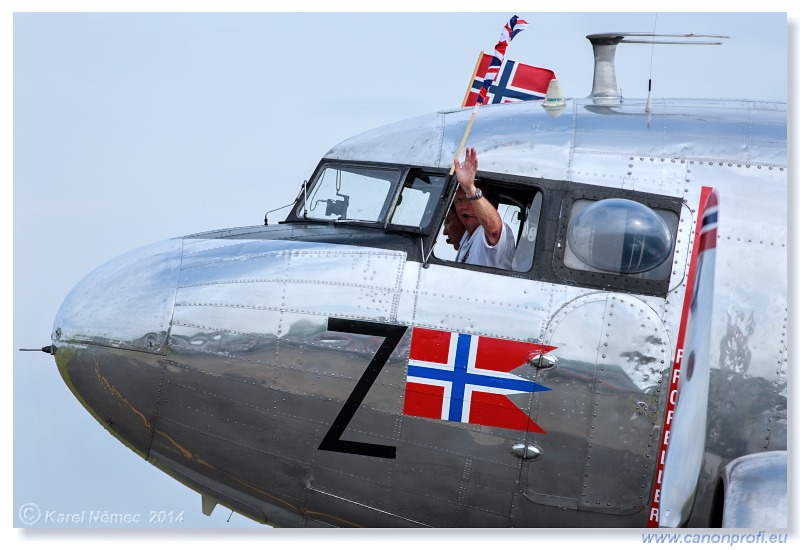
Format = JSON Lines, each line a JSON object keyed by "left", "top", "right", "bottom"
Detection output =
{"left": 443, "top": 210, "right": 465, "bottom": 250}
{"left": 454, "top": 188, "right": 479, "bottom": 233}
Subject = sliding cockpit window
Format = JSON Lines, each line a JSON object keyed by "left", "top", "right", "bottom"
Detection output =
{"left": 431, "top": 185, "right": 542, "bottom": 273}
{"left": 388, "top": 173, "right": 447, "bottom": 230}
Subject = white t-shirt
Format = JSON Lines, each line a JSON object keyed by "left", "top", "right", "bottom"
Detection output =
{"left": 455, "top": 222, "right": 515, "bottom": 269}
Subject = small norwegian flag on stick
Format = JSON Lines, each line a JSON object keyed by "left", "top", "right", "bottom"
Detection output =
{"left": 475, "top": 15, "right": 528, "bottom": 105}
{"left": 450, "top": 15, "right": 528, "bottom": 175}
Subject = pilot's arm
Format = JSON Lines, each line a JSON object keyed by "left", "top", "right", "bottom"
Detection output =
{"left": 453, "top": 147, "right": 504, "bottom": 245}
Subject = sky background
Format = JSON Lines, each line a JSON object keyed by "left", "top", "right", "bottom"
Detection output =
{"left": 5, "top": 1, "right": 795, "bottom": 545}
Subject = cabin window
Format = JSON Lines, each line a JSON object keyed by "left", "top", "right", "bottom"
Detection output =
{"left": 300, "top": 165, "right": 402, "bottom": 223}
{"left": 564, "top": 198, "right": 677, "bottom": 280}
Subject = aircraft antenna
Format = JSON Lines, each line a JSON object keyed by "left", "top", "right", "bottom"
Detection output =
{"left": 19, "top": 346, "right": 54, "bottom": 354}
{"left": 264, "top": 201, "right": 295, "bottom": 225}
{"left": 646, "top": 13, "right": 659, "bottom": 113}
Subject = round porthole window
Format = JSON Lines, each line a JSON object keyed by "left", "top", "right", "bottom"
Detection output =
{"left": 567, "top": 199, "right": 673, "bottom": 274}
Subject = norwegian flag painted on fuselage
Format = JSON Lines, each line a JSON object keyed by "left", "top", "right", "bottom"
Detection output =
{"left": 465, "top": 57, "right": 556, "bottom": 106}
{"left": 403, "top": 328, "right": 554, "bottom": 433}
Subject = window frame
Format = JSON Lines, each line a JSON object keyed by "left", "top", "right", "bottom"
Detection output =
{"left": 286, "top": 161, "right": 685, "bottom": 298}
{"left": 552, "top": 185, "right": 683, "bottom": 296}
{"left": 425, "top": 174, "right": 544, "bottom": 277}
{"left": 286, "top": 160, "right": 451, "bottom": 235}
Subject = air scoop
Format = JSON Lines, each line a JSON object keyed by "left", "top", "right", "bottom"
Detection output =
{"left": 586, "top": 32, "right": 728, "bottom": 105}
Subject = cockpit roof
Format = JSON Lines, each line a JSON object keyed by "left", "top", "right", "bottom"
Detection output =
{"left": 324, "top": 98, "right": 787, "bottom": 183}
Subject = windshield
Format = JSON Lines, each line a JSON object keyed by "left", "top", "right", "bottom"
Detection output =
{"left": 299, "top": 165, "right": 402, "bottom": 222}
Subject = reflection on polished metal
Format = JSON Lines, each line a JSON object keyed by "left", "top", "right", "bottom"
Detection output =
{"left": 721, "top": 452, "right": 787, "bottom": 529}
{"left": 528, "top": 352, "right": 558, "bottom": 370}
{"left": 53, "top": 238, "right": 182, "bottom": 353}
{"left": 512, "top": 443, "right": 543, "bottom": 460}
{"left": 53, "top": 59, "right": 786, "bottom": 527}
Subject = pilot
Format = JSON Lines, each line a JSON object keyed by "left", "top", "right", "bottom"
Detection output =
{"left": 443, "top": 206, "right": 465, "bottom": 251}
{"left": 452, "top": 147, "right": 515, "bottom": 269}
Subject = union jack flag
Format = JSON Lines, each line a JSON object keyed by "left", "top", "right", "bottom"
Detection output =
{"left": 475, "top": 15, "right": 529, "bottom": 105}
{"left": 464, "top": 56, "right": 556, "bottom": 107}
{"left": 402, "top": 328, "right": 554, "bottom": 433}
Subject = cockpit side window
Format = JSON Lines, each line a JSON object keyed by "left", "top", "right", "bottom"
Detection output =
{"left": 432, "top": 183, "right": 541, "bottom": 273}
{"left": 389, "top": 173, "right": 447, "bottom": 230}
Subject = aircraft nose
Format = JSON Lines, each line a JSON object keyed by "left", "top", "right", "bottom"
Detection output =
{"left": 52, "top": 238, "right": 183, "bottom": 457}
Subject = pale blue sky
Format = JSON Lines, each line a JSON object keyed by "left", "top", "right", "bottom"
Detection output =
{"left": 6, "top": 3, "right": 795, "bottom": 542}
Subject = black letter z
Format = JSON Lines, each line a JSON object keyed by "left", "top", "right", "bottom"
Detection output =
{"left": 318, "top": 318, "right": 407, "bottom": 459}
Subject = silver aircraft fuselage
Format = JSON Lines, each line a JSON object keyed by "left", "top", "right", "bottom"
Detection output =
{"left": 52, "top": 96, "right": 787, "bottom": 527}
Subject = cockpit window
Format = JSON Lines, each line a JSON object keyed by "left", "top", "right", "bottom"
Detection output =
{"left": 300, "top": 165, "right": 401, "bottom": 222}
{"left": 390, "top": 174, "right": 446, "bottom": 229}
{"left": 564, "top": 198, "right": 676, "bottom": 278}
{"left": 431, "top": 183, "right": 541, "bottom": 273}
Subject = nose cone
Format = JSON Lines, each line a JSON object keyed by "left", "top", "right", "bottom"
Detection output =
{"left": 52, "top": 238, "right": 182, "bottom": 457}
{"left": 53, "top": 238, "right": 183, "bottom": 352}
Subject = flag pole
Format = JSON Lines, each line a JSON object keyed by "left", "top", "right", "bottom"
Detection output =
{"left": 450, "top": 105, "right": 479, "bottom": 175}
{"left": 460, "top": 51, "right": 486, "bottom": 108}
{"left": 452, "top": 51, "right": 485, "bottom": 175}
